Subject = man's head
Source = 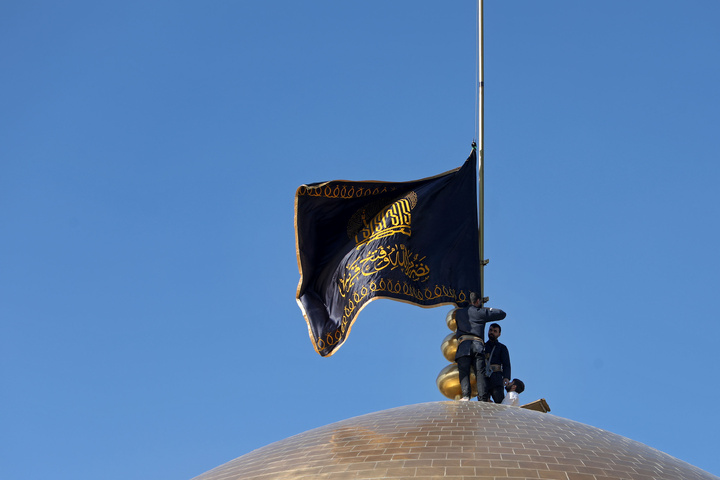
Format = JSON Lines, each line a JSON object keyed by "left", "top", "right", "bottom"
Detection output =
{"left": 488, "top": 323, "right": 501, "bottom": 341}
{"left": 507, "top": 379, "right": 525, "bottom": 394}
{"left": 469, "top": 292, "right": 481, "bottom": 307}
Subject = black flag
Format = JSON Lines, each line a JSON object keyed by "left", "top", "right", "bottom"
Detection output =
{"left": 295, "top": 151, "right": 480, "bottom": 356}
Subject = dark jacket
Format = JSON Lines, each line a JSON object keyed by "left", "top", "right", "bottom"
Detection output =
{"left": 484, "top": 338, "right": 511, "bottom": 387}
{"left": 454, "top": 306, "right": 506, "bottom": 359}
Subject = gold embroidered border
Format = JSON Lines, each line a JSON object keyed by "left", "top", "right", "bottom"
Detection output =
{"left": 297, "top": 183, "right": 398, "bottom": 199}
{"left": 315, "top": 282, "right": 469, "bottom": 352}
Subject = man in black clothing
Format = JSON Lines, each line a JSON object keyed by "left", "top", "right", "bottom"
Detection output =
{"left": 454, "top": 293, "right": 506, "bottom": 401}
{"left": 484, "top": 322, "right": 511, "bottom": 403}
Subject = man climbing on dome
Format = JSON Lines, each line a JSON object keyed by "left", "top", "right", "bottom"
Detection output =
{"left": 455, "top": 292, "right": 506, "bottom": 401}
{"left": 484, "top": 322, "right": 512, "bottom": 403}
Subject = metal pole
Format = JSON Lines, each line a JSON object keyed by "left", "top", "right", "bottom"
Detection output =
{"left": 478, "top": 0, "right": 486, "bottom": 305}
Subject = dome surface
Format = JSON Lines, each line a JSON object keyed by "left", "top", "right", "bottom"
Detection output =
{"left": 193, "top": 401, "right": 717, "bottom": 480}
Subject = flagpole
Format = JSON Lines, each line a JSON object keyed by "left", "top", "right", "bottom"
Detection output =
{"left": 477, "top": 0, "right": 486, "bottom": 305}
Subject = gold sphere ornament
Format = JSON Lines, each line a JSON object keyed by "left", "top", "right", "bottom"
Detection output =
{"left": 436, "top": 363, "right": 478, "bottom": 400}
{"left": 445, "top": 308, "right": 459, "bottom": 331}
{"left": 438, "top": 307, "right": 481, "bottom": 400}
{"left": 440, "top": 332, "right": 458, "bottom": 362}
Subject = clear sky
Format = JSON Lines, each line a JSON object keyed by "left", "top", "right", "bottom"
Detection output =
{"left": 2, "top": 1, "right": 720, "bottom": 479}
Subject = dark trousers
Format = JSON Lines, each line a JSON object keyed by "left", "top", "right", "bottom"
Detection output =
{"left": 456, "top": 355, "right": 487, "bottom": 400}
{"left": 486, "top": 371, "right": 506, "bottom": 403}
{"left": 488, "top": 384, "right": 505, "bottom": 403}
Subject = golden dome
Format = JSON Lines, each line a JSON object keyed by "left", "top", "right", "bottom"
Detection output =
{"left": 192, "top": 402, "right": 718, "bottom": 480}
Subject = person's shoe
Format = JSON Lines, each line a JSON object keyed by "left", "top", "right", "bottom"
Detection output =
{"left": 459, "top": 397, "right": 470, "bottom": 401}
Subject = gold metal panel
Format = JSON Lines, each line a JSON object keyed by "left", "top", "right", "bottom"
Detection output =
{"left": 520, "top": 398, "right": 551, "bottom": 413}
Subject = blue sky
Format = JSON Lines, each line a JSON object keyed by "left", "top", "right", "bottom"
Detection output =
{"left": 2, "top": 1, "right": 720, "bottom": 479}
